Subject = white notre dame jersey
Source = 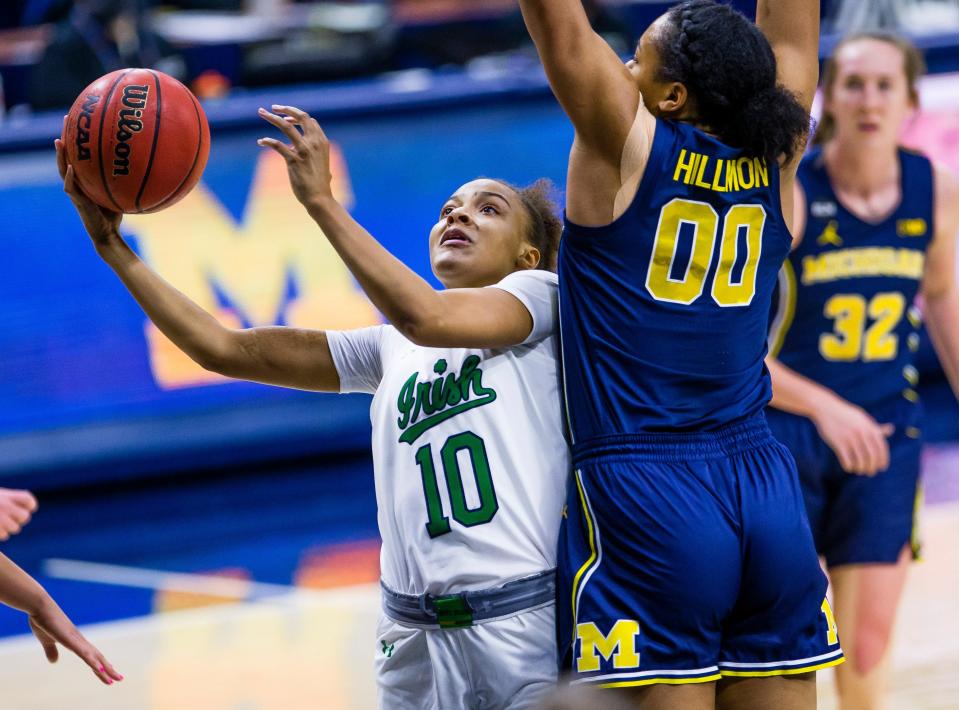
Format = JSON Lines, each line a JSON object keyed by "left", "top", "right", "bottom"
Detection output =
{"left": 327, "top": 270, "right": 569, "bottom": 596}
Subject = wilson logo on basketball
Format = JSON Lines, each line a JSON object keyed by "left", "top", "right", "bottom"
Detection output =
{"left": 113, "top": 84, "right": 150, "bottom": 176}
{"left": 75, "top": 94, "right": 100, "bottom": 161}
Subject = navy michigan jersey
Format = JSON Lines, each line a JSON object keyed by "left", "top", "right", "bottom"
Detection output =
{"left": 559, "top": 118, "right": 794, "bottom": 439}
{"left": 768, "top": 147, "right": 934, "bottom": 423}
{"left": 556, "top": 119, "right": 840, "bottom": 684}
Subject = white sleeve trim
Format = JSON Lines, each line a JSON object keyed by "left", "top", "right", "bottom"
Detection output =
{"left": 326, "top": 325, "right": 387, "bottom": 394}
{"left": 490, "top": 270, "right": 559, "bottom": 345}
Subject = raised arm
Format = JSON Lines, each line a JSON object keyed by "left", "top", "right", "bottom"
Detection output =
{"left": 57, "top": 139, "right": 341, "bottom": 393}
{"left": 756, "top": 0, "right": 820, "bottom": 167}
{"left": 258, "top": 106, "right": 540, "bottom": 350}
{"left": 518, "top": 0, "right": 643, "bottom": 163}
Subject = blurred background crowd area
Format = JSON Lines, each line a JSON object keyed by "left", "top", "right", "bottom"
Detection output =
{"left": 0, "top": 0, "right": 958, "bottom": 115}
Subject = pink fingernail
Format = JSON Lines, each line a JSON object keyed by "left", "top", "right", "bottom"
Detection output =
{"left": 98, "top": 666, "right": 105, "bottom": 672}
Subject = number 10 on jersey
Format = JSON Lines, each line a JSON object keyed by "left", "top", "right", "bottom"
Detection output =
{"left": 415, "top": 432, "right": 499, "bottom": 538}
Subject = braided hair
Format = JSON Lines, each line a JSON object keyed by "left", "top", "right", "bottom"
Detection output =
{"left": 654, "top": 0, "right": 811, "bottom": 163}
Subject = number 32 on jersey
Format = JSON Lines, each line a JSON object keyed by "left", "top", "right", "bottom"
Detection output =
{"left": 646, "top": 198, "right": 767, "bottom": 307}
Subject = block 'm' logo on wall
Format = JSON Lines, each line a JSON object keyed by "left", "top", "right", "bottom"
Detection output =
{"left": 124, "top": 146, "right": 378, "bottom": 389}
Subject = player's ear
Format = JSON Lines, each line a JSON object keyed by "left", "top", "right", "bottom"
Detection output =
{"left": 658, "top": 81, "right": 688, "bottom": 116}
{"left": 517, "top": 245, "right": 541, "bottom": 271}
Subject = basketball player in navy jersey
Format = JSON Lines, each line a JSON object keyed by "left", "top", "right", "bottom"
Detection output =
{"left": 766, "top": 33, "right": 959, "bottom": 710}
{"left": 520, "top": 1, "right": 836, "bottom": 708}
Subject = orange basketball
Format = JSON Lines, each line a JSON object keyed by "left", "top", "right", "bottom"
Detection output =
{"left": 62, "top": 68, "right": 210, "bottom": 214}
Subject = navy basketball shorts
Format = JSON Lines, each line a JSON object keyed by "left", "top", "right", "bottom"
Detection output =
{"left": 766, "top": 406, "right": 922, "bottom": 568}
{"left": 557, "top": 417, "right": 844, "bottom": 688}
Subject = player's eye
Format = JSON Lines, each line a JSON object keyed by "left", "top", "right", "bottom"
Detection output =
{"left": 441, "top": 206, "right": 454, "bottom": 217}
{"left": 481, "top": 204, "right": 498, "bottom": 215}
{"left": 846, "top": 77, "right": 864, "bottom": 90}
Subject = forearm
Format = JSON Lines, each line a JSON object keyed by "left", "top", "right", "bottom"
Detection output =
{"left": 305, "top": 196, "right": 443, "bottom": 340}
{"left": 767, "top": 356, "right": 840, "bottom": 420}
{"left": 518, "top": 0, "right": 637, "bottom": 155}
{"left": 96, "top": 233, "right": 237, "bottom": 370}
{"left": 756, "top": 0, "right": 820, "bottom": 114}
{"left": 924, "top": 291, "right": 959, "bottom": 398}
{"left": 755, "top": 0, "right": 820, "bottom": 54}
{"left": 519, "top": 0, "right": 592, "bottom": 53}
{"left": 0, "top": 554, "right": 50, "bottom": 616}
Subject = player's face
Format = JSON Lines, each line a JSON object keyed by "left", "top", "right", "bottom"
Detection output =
{"left": 826, "top": 39, "right": 916, "bottom": 147}
{"left": 628, "top": 15, "right": 686, "bottom": 118}
{"left": 429, "top": 179, "right": 534, "bottom": 289}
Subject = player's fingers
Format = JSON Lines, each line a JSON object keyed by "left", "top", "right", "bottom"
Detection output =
{"left": 54, "top": 139, "right": 68, "bottom": 180}
{"left": 29, "top": 619, "right": 59, "bottom": 663}
{"left": 257, "top": 108, "right": 305, "bottom": 148}
{"left": 82, "top": 653, "right": 118, "bottom": 685}
{"left": 11, "top": 490, "right": 38, "bottom": 512}
{"left": 872, "top": 430, "right": 891, "bottom": 472}
{"left": 844, "top": 434, "right": 869, "bottom": 475}
{"left": 832, "top": 440, "right": 854, "bottom": 474}
{"left": 880, "top": 423, "right": 895, "bottom": 437}
{"left": 9, "top": 505, "right": 31, "bottom": 525}
{"left": 256, "top": 137, "right": 296, "bottom": 162}
{"left": 0, "top": 515, "right": 22, "bottom": 536}
{"left": 96, "top": 655, "right": 123, "bottom": 683}
{"left": 63, "top": 164, "right": 79, "bottom": 196}
{"left": 271, "top": 104, "right": 310, "bottom": 125}
{"left": 858, "top": 429, "right": 881, "bottom": 476}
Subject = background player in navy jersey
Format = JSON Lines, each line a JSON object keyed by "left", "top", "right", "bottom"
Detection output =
{"left": 520, "top": 1, "right": 836, "bottom": 708}
{"left": 766, "top": 33, "right": 959, "bottom": 710}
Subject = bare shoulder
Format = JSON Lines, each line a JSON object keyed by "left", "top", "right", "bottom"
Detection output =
{"left": 933, "top": 161, "right": 959, "bottom": 237}
{"left": 934, "top": 161, "right": 959, "bottom": 206}
{"left": 567, "top": 101, "right": 656, "bottom": 227}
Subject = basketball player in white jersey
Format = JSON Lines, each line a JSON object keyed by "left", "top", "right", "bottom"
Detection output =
{"left": 56, "top": 103, "right": 568, "bottom": 709}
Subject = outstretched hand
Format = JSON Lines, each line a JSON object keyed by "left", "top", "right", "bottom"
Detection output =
{"left": 55, "top": 121, "right": 122, "bottom": 249}
{"left": 257, "top": 105, "right": 335, "bottom": 209}
{"left": 29, "top": 601, "right": 123, "bottom": 685}
{"left": 0, "top": 489, "right": 37, "bottom": 541}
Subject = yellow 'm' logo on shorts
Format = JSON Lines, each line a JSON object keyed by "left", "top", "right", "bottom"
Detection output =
{"left": 576, "top": 620, "right": 640, "bottom": 672}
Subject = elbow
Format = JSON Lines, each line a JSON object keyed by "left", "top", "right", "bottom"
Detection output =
{"left": 395, "top": 314, "right": 445, "bottom": 348}
{"left": 190, "top": 346, "right": 231, "bottom": 376}
{"left": 189, "top": 333, "right": 244, "bottom": 376}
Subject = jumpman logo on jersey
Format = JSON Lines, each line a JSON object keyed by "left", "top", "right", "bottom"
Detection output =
{"left": 817, "top": 220, "right": 843, "bottom": 248}
{"left": 381, "top": 640, "right": 395, "bottom": 658}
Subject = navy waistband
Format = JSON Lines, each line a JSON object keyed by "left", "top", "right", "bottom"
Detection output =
{"left": 572, "top": 416, "right": 775, "bottom": 464}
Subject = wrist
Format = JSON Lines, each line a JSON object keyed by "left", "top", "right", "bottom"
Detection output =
{"left": 93, "top": 230, "right": 125, "bottom": 258}
{"left": 23, "top": 585, "right": 53, "bottom": 617}
{"left": 805, "top": 388, "right": 841, "bottom": 425}
{"left": 304, "top": 193, "right": 339, "bottom": 217}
